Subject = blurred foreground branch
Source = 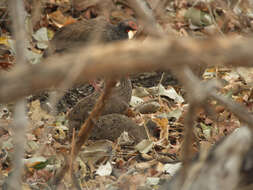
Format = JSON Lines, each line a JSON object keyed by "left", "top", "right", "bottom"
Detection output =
{"left": 0, "top": 36, "right": 253, "bottom": 103}
{"left": 7, "top": 0, "right": 28, "bottom": 189}
{"left": 160, "top": 127, "right": 253, "bottom": 190}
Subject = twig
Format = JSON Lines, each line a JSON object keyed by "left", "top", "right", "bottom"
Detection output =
{"left": 74, "top": 79, "right": 117, "bottom": 154}
{"left": 210, "top": 91, "right": 253, "bottom": 127}
{"left": 175, "top": 66, "right": 215, "bottom": 184}
{"left": 70, "top": 128, "right": 76, "bottom": 175}
{"left": 7, "top": 101, "right": 29, "bottom": 189}
{"left": 49, "top": 79, "right": 117, "bottom": 187}
{"left": 127, "top": 0, "right": 164, "bottom": 37}
{"left": 206, "top": 2, "right": 225, "bottom": 37}
{"left": 181, "top": 103, "right": 197, "bottom": 182}
{"left": 158, "top": 72, "right": 165, "bottom": 105}
{"left": 181, "top": 67, "right": 253, "bottom": 129}
{"left": 9, "top": 1, "right": 27, "bottom": 62}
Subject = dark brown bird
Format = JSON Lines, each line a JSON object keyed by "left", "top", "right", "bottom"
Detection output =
{"left": 67, "top": 78, "right": 132, "bottom": 136}
{"left": 44, "top": 17, "right": 138, "bottom": 56}
{"left": 44, "top": 16, "right": 137, "bottom": 89}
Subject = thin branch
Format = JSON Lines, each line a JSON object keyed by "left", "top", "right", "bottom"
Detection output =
{"left": 127, "top": 0, "right": 164, "bottom": 37}
{"left": 9, "top": 0, "right": 27, "bottom": 64}
{"left": 175, "top": 66, "right": 253, "bottom": 186}
{"left": 50, "top": 79, "right": 117, "bottom": 187}
{"left": 181, "top": 67, "right": 253, "bottom": 131}
{"left": 7, "top": 0, "right": 28, "bottom": 189}
{"left": 210, "top": 92, "right": 253, "bottom": 127}
{"left": 8, "top": 101, "right": 29, "bottom": 189}
{"left": 181, "top": 103, "right": 197, "bottom": 182}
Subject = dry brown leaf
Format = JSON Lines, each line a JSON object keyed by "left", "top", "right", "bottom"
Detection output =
{"left": 153, "top": 117, "right": 169, "bottom": 140}
{"left": 48, "top": 9, "right": 76, "bottom": 28}
{"left": 28, "top": 100, "right": 53, "bottom": 123}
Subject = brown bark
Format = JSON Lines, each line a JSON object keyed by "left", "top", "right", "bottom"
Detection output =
{"left": 0, "top": 37, "right": 253, "bottom": 103}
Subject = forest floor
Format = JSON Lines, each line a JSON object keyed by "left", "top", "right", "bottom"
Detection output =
{"left": 1, "top": 0, "right": 253, "bottom": 189}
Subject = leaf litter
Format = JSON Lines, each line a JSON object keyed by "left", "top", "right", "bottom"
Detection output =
{"left": 1, "top": 0, "right": 253, "bottom": 189}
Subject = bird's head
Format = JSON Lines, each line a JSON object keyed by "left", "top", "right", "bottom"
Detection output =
{"left": 118, "top": 20, "right": 138, "bottom": 33}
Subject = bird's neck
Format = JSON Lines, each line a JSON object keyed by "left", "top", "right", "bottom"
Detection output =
{"left": 110, "top": 26, "right": 129, "bottom": 41}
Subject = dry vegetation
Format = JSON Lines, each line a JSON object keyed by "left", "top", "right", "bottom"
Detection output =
{"left": 1, "top": 0, "right": 253, "bottom": 189}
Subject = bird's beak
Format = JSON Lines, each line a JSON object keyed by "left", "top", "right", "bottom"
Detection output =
{"left": 127, "top": 20, "right": 138, "bottom": 39}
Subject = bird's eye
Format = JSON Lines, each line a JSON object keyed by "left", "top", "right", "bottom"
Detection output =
{"left": 128, "top": 21, "right": 138, "bottom": 31}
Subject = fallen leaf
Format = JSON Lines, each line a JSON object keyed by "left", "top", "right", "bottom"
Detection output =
{"left": 164, "top": 162, "right": 182, "bottom": 176}
{"left": 96, "top": 162, "right": 112, "bottom": 176}
{"left": 146, "top": 177, "right": 160, "bottom": 185}
{"left": 130, "top": 96, "right": 145, "bottom": 107}
{"left": 135, "top": 139, "right": 153, "bottom": 154}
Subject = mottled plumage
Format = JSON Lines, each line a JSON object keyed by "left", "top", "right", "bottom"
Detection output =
{"left": 67, "top": 78, "right": 132, "bottom": 135}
